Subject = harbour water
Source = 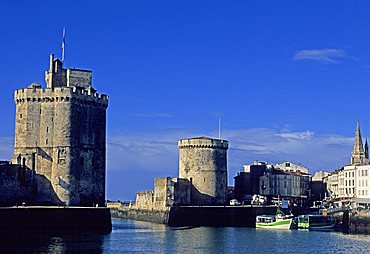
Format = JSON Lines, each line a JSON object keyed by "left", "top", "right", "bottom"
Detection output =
{"left": 2, "top": 218, "right": 370, "bottom": 253}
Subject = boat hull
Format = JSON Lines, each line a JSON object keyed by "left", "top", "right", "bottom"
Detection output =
{"left": 297, "top": 214, "right": 336, "bottom": 231}
{"left": 256, "top": 219, "right": 292, "bottom": 229}
{"left": 298, "top": 223, "right": 336, "bottom": 230}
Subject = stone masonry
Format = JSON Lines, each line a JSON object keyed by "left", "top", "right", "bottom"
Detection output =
{"left": 11, "top": 54, "right": 108, "bottom": 206}
{"left": 178, "top": 137, "right": 229, "bottom": 205}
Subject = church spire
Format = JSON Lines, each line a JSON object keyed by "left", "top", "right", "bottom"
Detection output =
{"left": 351, "top": 120, "right": 365, "bottom": 165}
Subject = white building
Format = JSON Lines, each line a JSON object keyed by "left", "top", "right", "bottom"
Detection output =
{"left": 275, "top": 161, "right": 309, "bottom": 174}
{"left": 326, "top": 122, "right": 370, "bottom": 207}
{"left": 259, "top": 170, "right": 310, "bottom": 199}
{"left": 326, "top": 171, "right": 339, "bottom": 198}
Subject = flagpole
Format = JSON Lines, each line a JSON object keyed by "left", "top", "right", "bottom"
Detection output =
{"left": 218, "top": 116, "right": 221, "bottom": 139}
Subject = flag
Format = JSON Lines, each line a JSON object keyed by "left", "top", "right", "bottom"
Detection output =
{"left": 62, "top": 27, "right": 66, "bottom": 62}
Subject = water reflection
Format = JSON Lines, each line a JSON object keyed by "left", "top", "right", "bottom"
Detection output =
{"left": 2, "top": 218, "right": 370, "bottom": 253}
{"left": 0, "top": 232, "right": 106, "bottom": 253}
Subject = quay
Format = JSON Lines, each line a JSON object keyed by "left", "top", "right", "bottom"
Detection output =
{"left": 0, "top": 206, "right": 112, "bottom": 234}
{"left": 110, "top": 204, "right": 278, "bottom": 227}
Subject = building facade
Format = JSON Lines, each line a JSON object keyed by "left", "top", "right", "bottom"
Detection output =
{"left": 324, "top": 122, "right": 370, "bottom": 207}
{"left": 311, "top": 171, "right": 330, "bottom": 202}
{"left": 275, "top": 161, "right": 309, "bottom": 174}
{"left": 234, "top": 161, "right": 274, "bottom": 201}
{"left": 259, "top": 170, "right": 310, "bottom": 201}
{"left": 11, "top": 54, "right": 108, "bottom": 206}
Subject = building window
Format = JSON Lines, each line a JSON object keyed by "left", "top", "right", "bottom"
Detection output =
{"left": 40, "top": 109, "right": 42, "bottom": 114}
{"left": 52, "top": 117, "right": 54, "bottom": 122}
{"left": 45, "top": 139, "right": 48, "bottom": 145}
{"left": 204, "top": 178, "right": 206, "bottom": 182}
{"left": 20, "top": 114, "right": 22, "bottom": 119}
{"left": 353, "top": 180, "right": 355, "bottom": 186}
{"left": 46, "top": 127, "right": 49, "bottom": 133}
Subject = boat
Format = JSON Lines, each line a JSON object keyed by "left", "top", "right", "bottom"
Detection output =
{"left": 297, "top": 214, "right": 336, "bottom": 230}
{"left": 256, "top": 208, "right": 294, "bottom": 229}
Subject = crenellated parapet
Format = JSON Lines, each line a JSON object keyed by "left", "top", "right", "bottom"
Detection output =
{"left": 14, "top": 85, "right": 109, "bottom": 108}
{"left": 178, "top": 137, "right": 228, "bottom": 150}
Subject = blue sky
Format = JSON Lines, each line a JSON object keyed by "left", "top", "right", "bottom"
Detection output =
{"left": 1, "top": 1, "right": 370, "bottom": 200}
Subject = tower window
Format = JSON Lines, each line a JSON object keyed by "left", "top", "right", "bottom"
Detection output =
{"left": 46, "top": 139, "right": 48, "bottom": 145}
{"left": 204, "top": 178, "right": 206, "bottom": 182}
{"left": 46, "top": 127, "right": 49, "bottom": 133}
{"left": 20, "top": 114, "right": 22, "bottom": 119}
{"left": 40, "top": 109, "right": 42, "bottom": 114}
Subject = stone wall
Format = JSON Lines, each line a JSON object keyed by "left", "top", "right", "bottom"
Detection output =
{"left": 153, "top": 177, "right": 191, "bottom": 209}
{"left": 66, "top": 69, "right": 92, "bottom": 89}
{"left": 109, "top": 204, "right": 277, "bottom": 227}
{"left": 178, "top": 137, "right": 229, "bottom": 205}
{"left": 110, "top": 206, "right": 170, "bottom": 224}
{"left": 0, "top": 164, "right": 35, "bottom": 206}
{"left": 135, "top": 177, "right": 191, "bottom": 210}
{"left": 136, "top": 190, "right": 154, "bottom": 210}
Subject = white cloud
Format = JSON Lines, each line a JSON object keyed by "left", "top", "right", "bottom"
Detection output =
{"left": 106, "top": 128, "right": 354, "bottom": 180}
{"left": 276, "top": 131, "right": 314, "bottom": 140}
{"left": 222, "top": 128, "right": 352, "bottom": 175}
{"left": 293, "top": 49, "right": 346, "bottom": 63}
{"left": 0, "top": 128, "right": 355, "bottom": 200}
{"left": 132, "top": 112, "right": 173, "bottom": 118}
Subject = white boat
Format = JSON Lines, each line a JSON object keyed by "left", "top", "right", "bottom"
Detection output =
{"left": 256, "top": 209, "right": 294, "bottom": 229}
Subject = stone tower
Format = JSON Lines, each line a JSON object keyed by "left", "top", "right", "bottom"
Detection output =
{"left": 12, "top": 54, "right": 108, "bottom": 206}
{"left": 178, "top": 137, "right": 229, "bottom": 205}
{"left": 351, "top": 121, "right": 366, "bottom": 165}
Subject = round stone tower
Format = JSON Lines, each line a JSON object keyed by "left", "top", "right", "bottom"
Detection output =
{"left": 178, "top": 137, "right": 229, "bottom": 205}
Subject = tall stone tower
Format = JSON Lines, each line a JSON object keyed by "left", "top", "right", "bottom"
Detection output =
{"left": 178, "top": 137, "right": 229, "bottom": 205}
{"left": 12, "top": 54, "right": 109, "bottom": 206}
{"left": 351, "top": 121, "right": 366, "bottom": 165}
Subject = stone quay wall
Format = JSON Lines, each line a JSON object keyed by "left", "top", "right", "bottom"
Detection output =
{"left": 110, "top": 205, "right": 170, "bottom": 224}
{"left": 109, "top": 202, "right": 277, "bottom": 227}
